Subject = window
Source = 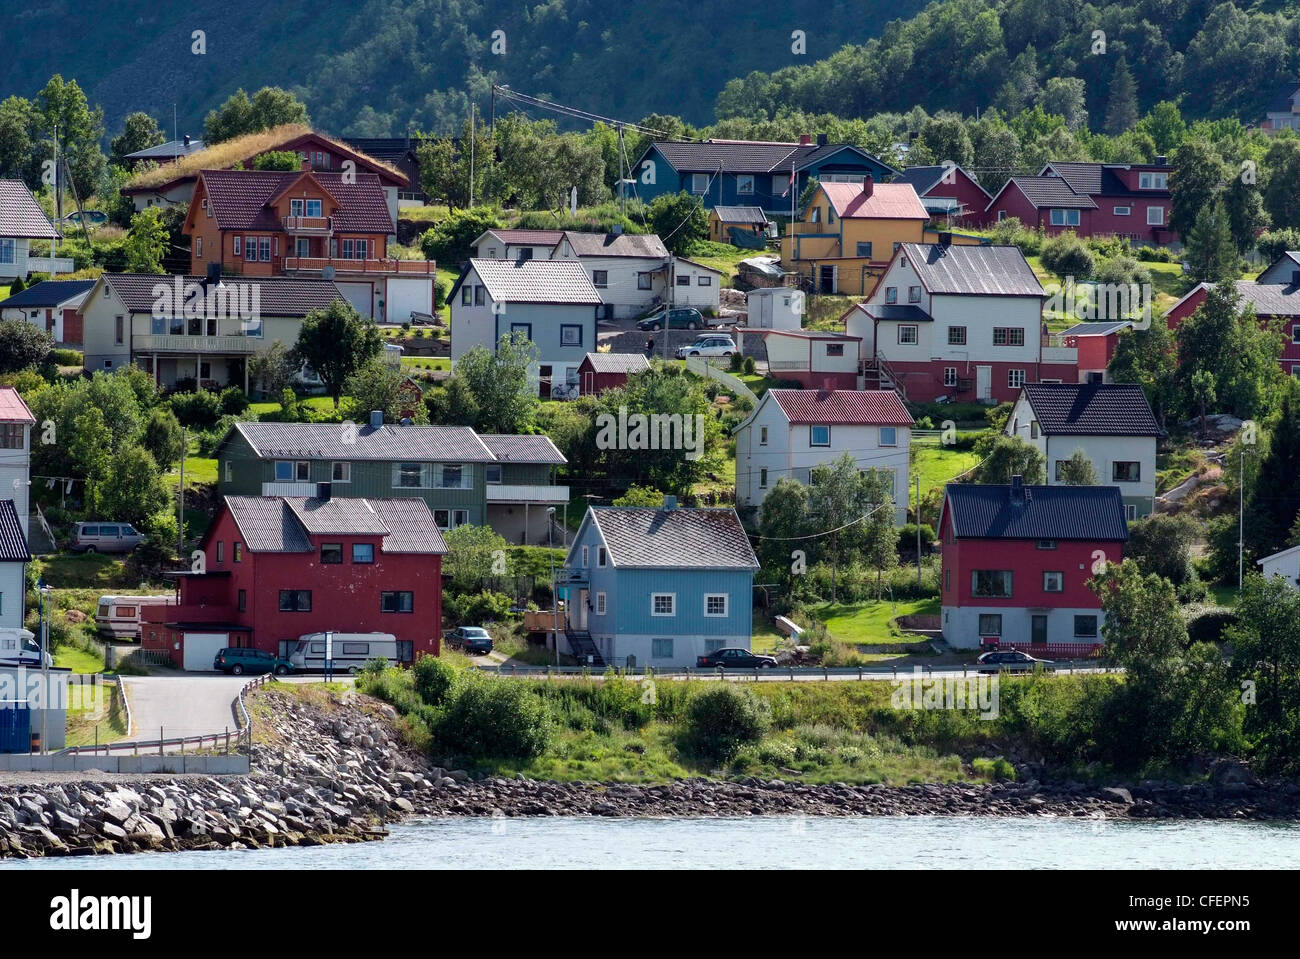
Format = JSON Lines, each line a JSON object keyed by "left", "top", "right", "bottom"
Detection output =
{"left": 691, "top": 173, "right": 709, "bottom": 194}
{"left": 0, "top": 239, "right": 13, "bottom": 264}
{"left": 1293, "top": 327, "right": 1300, "bottom": 346}
{"left": 216, "top": 541, "right": 224, "bottom": 564}
{"left": 274, "top": 461, "right": 308, "bottom": 482}
{"left": 474, "top": 286, "right": 486, "bottom": 306}
{"left": 381, "top": 591, "right": 414, "bottom": 613}
{"left": 704, "top": 594, "right": 728, "bottom": 617}
{"left": 0, "top": 424, "right": 22, "bottom": 449}
{"left": 440, "top": 464, "right": 467, "bottom": 489}
{"left": 306, "top": 199, "right": 322, "bottom": 217}
{"left": 856, "top": 242, "right": 873, "bottom": 258}
{"left": 1049, "top": 208, "right": 1081, "bottom": 226}
{"left": 243, "top": 236, "right": 254, "bottom": 260}
{"left": 259, "top": 237, "right": 271, "bottom": 261}
{"left": 1043, "top": 571, "right": 1064, "bottom": 592}
{"left": 638, "top": 273, "right": 652, "bottom": 290}
{"left": 759, "top": 468, "right": 768, "bottom": 488}
{"left": 759, "top": 426, "right": 768, "bottom": 446}
{"left": 1114, "top": 205, "right": 1131, "bottom": 216}
{"left": 279, "top": 590, "right": 312, "bottom": 612}
{"left": 879, "top": 426, "right": 897, "bottom": 447}
{"left": 885, "top": 287, "right": 898, "bottom": 304}
{"left": 1038, "top": 539, "right": 1057, "bottom": 550}
{"left": 676, "top": 274, "right": 691, "bottom": 286}
{"left": 826, "top": 343, "right": 845, "bottom": 357}
{"left": 1112, "top": 461, "right": 1141, "bottom": 482}
{"left": 978, "top": 614, "right": 1003, "bottom": 636}
{"left": 698, "top": 274, "right": 712, "bottom": 286}
{"left": 1074, "top": 615, "right": 1099, "bottom": 638}
{"left": 1008, "top": 369, "right": 1025, "bottom": 389}
{"left": 592, "top": 270, "right": 608, "bottom": 288}
{"left": 195, "top": 237, "right": 203, "bottom": 257}
{"left": 511, "top": 323, "right": 532, "bottom": 340}
{"left": 1139, "top": 172, "right": 1168, "bottom": 190}
{"left": 560, "top": 324, "right": 583, "bottom": 347}
{"left": 809, "top": 425, "right": 831, "bottom": 447}
{"left": 996, "top": 210, "right": 1007, "bottom": 222}
{"left": 352, "top": 543, "right": 374, "bottom": 564}
{"left": 461, "top": 286, "right": 472, "bottom": 305}
{"left": 582, "top": 546, "right": 589, "bottom": 566}
{"left": 898, "top": 325, "right": 918, "bottom": 345}
{"left": 737, "top": 174, "right": 754, "bottom": 194}
{"left": 993, "top": 327, "right": 1025, "bottom": 346}
{"left": 233, "top": 542, "right": 242, "bottom": 563}
{"left": 908, "top": 286, "right": 921, "bottom": 303}
{"left": 320, "top": 543, "right": 343, "bottom": 565}
{"left": 652, "top": 638, "right": 674, "bottom": 659}
{"left": 948, "top": 326, "right": 967, "bottom": 346}
{"left": 237, "top": 589, "right": 246, "bottom": 612}
{"left": 943, "top": 367, "right": 958, "bottom": 388}
{"left": 597, "top": 547, "right": 607, "bottom": 567}
{"left": 396, "top": 462, "right": 425, "bottom": 488}
{"left": 331, "top": 462, "right": 350, "bottom": 483}
{"left": 651, "top": 593, "right": 676, "bottom": 616}
{"left": 1125, "top": 504, "right": 1137, "bottom": 521}
{"left": 1030, "top": 422, "right": 1039, "bottom": 439}
{"left": 971, "top": 570, "right": 1013, "bottom": 597}
{"left": 114, "top": 315, "right": 124, "bottom": 345}
{"left": 1147, "top": 206, "right": 1165, "bottom": 226}
{"left": 485, "top": 464, "right": 502, "bottom": 484}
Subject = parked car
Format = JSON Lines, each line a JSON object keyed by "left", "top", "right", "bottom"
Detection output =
{"left": 975, "top": 650, "right": 1054, "bottom": 673}
{"left": 675, "top": 334, "right": 737, "bottom": 359}
{"left": 697, "top": 647, "right": 778, "bottom": 668}
{"left": 290, "top": 362, "right": 327, "bottom": 395}
{"left": 0, "top": 629, "right": 52, "bottom": 667}
{"left": 70, "top": 522, "right": 145, "bottom": 553}
{"left": 60, "top": 210, "right": 108, "bottom": 227}
{"left": 637, "top": 307, "right": 705, "bottom": 331}
{"left": 448, "top": 626, "right": 493, "bottom": 655}
{"left": 213, "top": 647, "right": 293, "bottom": 676}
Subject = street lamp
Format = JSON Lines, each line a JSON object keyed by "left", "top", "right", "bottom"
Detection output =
{"left": 38, "top": 579, "right": 50, "bottom": 755}
{"left": 547, "top": 507, "right": 559, "bottom": 667}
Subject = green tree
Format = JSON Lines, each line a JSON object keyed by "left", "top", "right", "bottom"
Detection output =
{"left": 1039, "top": 232, "right": 1095, "bottom": 280}
{"left": 343, "top": 358, "right": 427, "bottom": 424}
{"left": 1038, "top": 77, "right": 1088, "bottom": 132}
{"left": 35, "top": 75, "right": 106, "bottom": 200}
{"left": 94, "top": 444, "right": 169, "bottom": 527}
{"left": 1169, "top": 139, "right": 1227, "bottom": 240}
{"left": 1135, "top": 101, "right": 1188, "bottom": 153}
{"left": 141, "top": 407, "right": 184, "bottom": 471}
{"left": 1226, "top": 573, "right": 1300, "bottom": 770}
{"left": 251, "top": 150, "right": 301, "bottom": 171}
{"left": 972, "top": 435, "right": 1045, "bottom": 484}
{"left": 1257, "top": 227, "right": 1300, "bottom": 264}
{"left": 0, "top": 95, "right": 37, "bottom": 182}
{"left": 123, "top": 207, "right": 169, "bottom": 273}
{"left": 0, "top": 322, "right": 52, "bottom": 374}
{"left": 612, "top": 485, "right": 665, "bottom": 507}
{"left": 418, "top": 116, "right": 496, "bottom": 212}
{"left": 647, "top": 191, "right": 707, "bottom": 256}
{"left": 1183, "top": 198, "right": 1241, "bottom": 284}
{"left": 1223, "top": 175, "right": 1269, "bottom": 254}
{"left": 291, "top": 300, "right": 382, "bottom": 408}
{"left": 1108, "top": 320, "right": 1177, "bottom": 426}
{"left": 1190, "top": 368, "right": 1216, "bottom": 435}
{"left": 1177, "top": 284, "right": 1283, "bottom": 420}
{"left": 1056, "top": 449, "right": 1098, "bottom": 485}
{"left": 1244, "top": 382, "right": 1300, "bottom": 559}
{"left": 418, "top": 207, "right": 501, "bottom": 268}
{"left": 1104, "top": 57, "right": 1139, "bottom": 135}
{"left": 441, "top": 523, "right": 510, "bottom": 593}
{"left": 450, "top": 330, "right": 539, "bottom": 434}
{"left": 1125, "top": 513, "right": 1199, "bottom": 586}
{"left": 807, "top": 453, "right": 880, "bottom": 601}
{"left": 913, "top": 114, "right": 974, "bottom": 168}
{"left": 247, "top": 341, "right": 295, "bottom": 399}
{"left": 109, "top": 112, "right": 165, "bottom": 167}
{"left": 203, "top": 87, "right": 309, "bottom": 144}
{"left": 1264, "top": 138, "right": 1300, "bottom": 231}
{"left": 756, "top": 478, "right": 811, "bottom": 589}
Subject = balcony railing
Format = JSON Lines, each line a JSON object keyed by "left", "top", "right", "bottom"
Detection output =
{"left": 261, "top": 481, "right": 319, "bottom": 496}
{"left": 282, "top": 215, "right": 333, "bottom": 233}
{"left": 134, "top": 333, "right": 260, "bottom": 353}
{"left": 282, "top": 256, "right": 436, "bottom": 275}
{"left": 485, "top": 484, "right": 571, "bottom": 504}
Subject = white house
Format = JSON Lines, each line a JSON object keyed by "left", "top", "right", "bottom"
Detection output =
{"left": 1258, "top": 545, "right": 1300, "bottom": 587}
{"left": 733, "top": 388, "right": 913, "bottom": 524}
{"left": 550, "top": 230, "right": 671, "bottom": 319}
{"left": 670, "top": 257, "right": 722, "bottom": 312}
{"left": 0, "top": 180, "right": 66, "bottom": 283}
{"left": 1004, "top": 382, "right": 1161, "bottom": 520}
{"left": 470, "top": 228, "right": 564, "bottom": 262}
{"left": 0, "top": 387, "right": 33, "bottom": 538}
{"left": 0, "top": 278, "right": 94, "bottom": 344}
{"left": 449, "top": 258, "right": 601, "bottom": 397}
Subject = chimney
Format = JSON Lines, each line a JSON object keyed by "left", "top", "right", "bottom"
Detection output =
{"left": 1154, "top": 155, "right": 1168, "bottom": 166}
{"left": 862, "top": 175, "right": 874, "bottom": 198}
{"left": 816, "top": 133, "right": 828, "bottom": 147}
{"left": 799, "top": 134, "right": 812, "bottom": 146}
{"left": 369, "top": 410, "right": 384, "bottom": 429}
{"left": 939, "top": 231, "right": 952, "bottom": 248}
{"left": 1010, "top": 474, "right": 1025, "bottom": 505}
{"left": 662, "top": 495, "right": 678, "bottom": 510}
{"left": 316, "top": 482, "right": 332, "bottom": 502}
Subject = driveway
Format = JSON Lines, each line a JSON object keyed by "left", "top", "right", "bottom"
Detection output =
{"left": 121, "top": 674, "right": 250, "bottom": 745}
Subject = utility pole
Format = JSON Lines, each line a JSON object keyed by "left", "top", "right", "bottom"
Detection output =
{"left": 1238, "top": 446, "right": 1246, "bottom": 590}
{"left": 547, "top": 507, "right": 559, "bottom": 667}
{"left": 916, "top": 473, "right": 922, "bottom": 584}
{"left": 469, "top": 102, "right": 475, "bottom": 209}
{"left": 39, "top": 581, "right": 50, "bottom": 755}
{"left": 178, "top": 428, "right": 187, "bottom": 557}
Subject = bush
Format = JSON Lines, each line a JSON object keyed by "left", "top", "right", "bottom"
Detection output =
{"left": 1094, "top": 255, "right": 1152, "bottom": 290}
{"left": 413, "top": 655, "right": 458, "bottom": 708}
{"left": 1135, "top": 245, "right": 1175, "bottom": 262}
{"left": 1185, "top": 606, "right": 1237, "bottom": 646}
{"left": 48, "top": 348, "right": 82, "bottom": 366}
{"left": 1040, "top": 232, "right": 1096, "bottom": 280}
{"left": 682, "top": 684, "right": 770, "bottom": 762}
{"left": 728, "top": 351, "right": 744, "bottom": 372}
{"left": 1256, "top": 228, "right": 1300, "bottom": 264}
{"left": 742, "top": 355, "right": 756, "bottom": 375}
{"left": 972, "top": 757, "right": 1017, "bottom": 781}
{"left": 435, "top": 678, "right": 552, "bottom": 760}
{"left": 218, "top": 386, "right": 250, "bottom": 416}
{"left": 443, "top": 589, "right": 512, "bottom": 625}
{"left": 898, "top": 523, "right": 936, "bottom": 554}
{"left": 168, "top": 390, "right": 222, "bottom": 429}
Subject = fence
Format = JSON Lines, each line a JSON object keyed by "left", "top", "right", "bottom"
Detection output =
{"left": 684, "top": 356, "right": 758, "bottom": 404}
{"left": 476, "top": 661, "right": 1113, "bottom": 681}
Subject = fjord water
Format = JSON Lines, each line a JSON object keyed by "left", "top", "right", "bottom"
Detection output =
{"left": 5, "top": 816, "right": 1299, "bottom": 869}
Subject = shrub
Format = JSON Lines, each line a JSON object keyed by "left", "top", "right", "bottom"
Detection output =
{"left": 435, "top": 678, "right": 552, "bottom": 760}
{"left": 742, "top": 355, "right": 756, "bottom": 375}
{"left": 1040, "top": 232, "right": 1096, "bottom": 280}
{"left": 168, "top": 390, "right": 223, "bottom": 429}
{"left": 443, "top": 589, "right": 513, "bottom": 625}
{"left": 728, "top": 351, "right": 744, "bottom": 372}
{"left": 1256, "top": 228, "right": 1300, "bottom": 264}
{"left": 972, "top": 757, "right": 1017, "bottom": 781}
{"left": 218, "top": 386, "right": 250, "bottom": 416}
{"left": 1095, "top": 255, "right": 1152, "bottom": 290}
{"left": 1185, "top": 606, "right": 1237, "bottom": 646}
{"left": 413, "top": 654, "right": 458, "bottom": 707}
{"left": 682, "top": 684, "right": 770, "bottom": 762}
{"left": 48, "top": 348, "right": 82, "bottom": 366}
{"left": 898, "top": 523, "right": 936, "bottom": 553}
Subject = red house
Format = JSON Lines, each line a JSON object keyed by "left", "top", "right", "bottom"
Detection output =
{"left": 983, "top": 161, "right": 1176, "bottom": 244}
{"left": 1059, "top": 320, "right": 1132, "bottom": 383}
{"left": 577, "top": 351, "right": 651, "bottom": 396}
{"left": 143, "top": 491, "right": 446, "bottom": 670}
{"left": 892, "top": 165, "right": 993, "bottom": 227}
{"left": 1166, "top": 278, "right": 1300, "bottom": 378}
{"left": 938, "top": 478, "right": 1128, "bottom": 656}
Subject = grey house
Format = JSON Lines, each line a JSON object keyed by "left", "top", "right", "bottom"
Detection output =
{"left": 213, "top": 418, "right": 568, "bottom": 543}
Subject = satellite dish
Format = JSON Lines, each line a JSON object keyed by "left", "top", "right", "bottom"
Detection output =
{"left": 322, "top": 266, "right": 336, "bottom": 281}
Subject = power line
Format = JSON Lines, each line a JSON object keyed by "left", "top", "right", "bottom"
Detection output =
{"left": 749, "top": 502, "right": 889, "bottom": 541}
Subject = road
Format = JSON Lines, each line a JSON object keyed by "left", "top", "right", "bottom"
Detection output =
{"left": 121, "top": 674, "right": 250, "bottom": 745}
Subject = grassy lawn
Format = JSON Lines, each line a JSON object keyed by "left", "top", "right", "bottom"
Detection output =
{"left": 66, "top": 682, "right": 129, "bottom": 746}
{"left": 401, "top": 356, "right": 450, "bottom": 371}
{"left": 55, "top": 644, "right": 107, "bottom": 673}
{"left": 679, "top": 241, "right": 754, "bottom": 287}
{"left": 808, "top": 597, "right": 940, "bottom": 646}
{"left": 737, "top": 371, "right": 774, "bottom": 396}
{"left": 751, "top": 613, "right": 787, "bottom": 654}
{"left": 33, "top": 554, "right": 131, "bottom": 589}
{"left": 911, "top": 438, "right": 981, "bottom": 495}
{"left": 1208, "top": 584, "right": 1239, "bottom": 607}
{"left": 246, "top": 395, "right": 346, "bottom": 418}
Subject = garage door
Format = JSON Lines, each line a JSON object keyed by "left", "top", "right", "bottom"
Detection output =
{"left": 337, "top": 281, "right": 375, "bottom": 319}
{"left": 182, "top": 633, "right": 229, "bottom": 672}
{"left": 386, "top": 277, "right": 433, "bottom": 325}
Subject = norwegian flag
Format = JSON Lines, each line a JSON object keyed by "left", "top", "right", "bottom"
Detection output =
{"left": 781, "top": 165, "right": 795, "bottom": 198}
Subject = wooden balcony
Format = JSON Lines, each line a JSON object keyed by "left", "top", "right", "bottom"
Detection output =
{"left": 282, "top": 256, "right": 436, "bottom": 275}
{"left": 134, "top": 333, "right": 260, "bottom": 354}
{"left": 282, "top": 215, "right": 333, "bottom": 234}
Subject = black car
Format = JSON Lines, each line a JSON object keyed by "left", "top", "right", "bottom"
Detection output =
{"left": 449, "top": 626, "right": 494, "bottom": 654}
{"left": 697, "top": 647, "right": 779, "bottom": 668}
{"left": 214, "top": 647, "right": 293, "bottom": 675}
{"left": 975, "top": 650, "right": 1054, "bottom": 673}
{"left": 636, "top": 308, "right": 705, "bottom": 332}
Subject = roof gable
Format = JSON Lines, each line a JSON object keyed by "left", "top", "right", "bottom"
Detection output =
{"left": 1019, "top": 383, "right": 1161, "bottom": 436}
{"left": 0, "top": 180, "right": 60, "bottom": 239}
{"left": 0, "top": 387, "right": 35, "bottom": 425}
{"left": 587, "top": 506, "right": 759, "bottom": 569}
{"left": 0, "top": 501, "right": 31, "bottom": 563}
{"left": 769, "top": 389, "right": 914, "bottom": 426}
{"left": 943, "top": 484, "right": 1129, "bottom": 541}
{"left": 467, "top": 258, "right": 602, "bottom": 304}
{"left": 819, "top": 181, "right": 927, "bottom": 220}
{"left": 897, "top": 243, "right": 1043, "bottom": 298}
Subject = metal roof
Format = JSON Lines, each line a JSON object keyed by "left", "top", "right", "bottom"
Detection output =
{"left": 224, "top": 495, "right": 446, "bottom": 554}
{"left": 0, "top": 387, "right": 35, "bottom": 425}
{"left": 102, "top": 273, "right": 345, "bottom": 316}
{"left": 481, "top": 229, "right": 565, "bottom": 247}
{"left": 864, "top": 303, "right": 934, "bottom": 322}
{"left": 0, "top": 180, "right": 60, "bottom": 239}
{"left": 943, "top": 483, "right": 1129, "bottom": 541}
{"left": 770, "top": 389, "right": 914, "bottom": 426}
{"left": 712, "top": 206, "right": 769, "bottom": 224}
{"left": 820, "top": 181, "right": 928, "bottom": 220}
{"left": 477, "top": 434, "right": 567, "bottom": 465}
{"left": 1060, "top": 321, "right": 1133, "bottom": 337}
{"left": 651, "top": 140, "right": 804, "bottom": 174}
{"left": 0, "top": 279, "right": 96, "bottom": 309}
{"left": 560, "top": 231, "right": 668, "bottom": 259}
{"left": 467, "top": 258, "right": 602, "bottom": 304}
{"left": 580, "top": 351, "right": 652, "bottom": 375}
{"left": 234, "top": 421, "right": 495, "bottom": 462}
{"left": 125, "top": 138, "right": 206, "bottom": 160}
{"left": 0, "top": 501, "right": 30, "bottom": 562}
{"left": 587, "top": 506, "right": 759, "bottom": 569}
{"left": 224, "top": 497, "right": 313, "bottom": 552}
{"left": 286, "top": 497, "right": 390, "bottom": 535}
{"left": 1020, "top": 383, "right": 1161, "bottom": 436}
{"left": 899, "top": 243, "right": 1044, "bottom": 298}
{"left": 1234, "top": 280, "right": 1300, "bottom": 317}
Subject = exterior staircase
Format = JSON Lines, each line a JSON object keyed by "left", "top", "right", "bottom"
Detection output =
{"left": 859, "top": 355, "right": 907, "bottom": 400}
{"left": 564, "top": 629, "right": 605, "bottom": 667}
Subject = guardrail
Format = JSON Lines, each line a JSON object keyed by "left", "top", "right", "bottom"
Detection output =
{"left": 115, "top": 673, "right": 132, "bottom": 739}
{"left": 475, "top": 661, "right": 1113, "bottom": 681}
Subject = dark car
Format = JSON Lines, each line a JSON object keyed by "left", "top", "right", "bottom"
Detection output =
{"left": 214, "top": 647, "right": 293, "bottom": 676}
{"left": 449, "top": 626, "right": 493, "bottom": 655}
{"left": 636, "top": 308, "right": 705, "bottom": 332}
{"left": 697, "top": 647, "right": 779, "bottom": 668}
{"left": 975, "top": 650, "right": 1054, "bottom": 673}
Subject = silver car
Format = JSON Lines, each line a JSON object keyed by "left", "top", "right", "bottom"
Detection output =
{"left": 676, "top": 335, "right": 737, "bottom": 359}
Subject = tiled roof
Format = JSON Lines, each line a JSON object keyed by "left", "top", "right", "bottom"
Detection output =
{"left": 1044, "top": 161, "right": 1171, "bottom": 198}
{"left": 1005, "top": 175, "right": 1097, "bottom": 209}
{"left": 102, "top": 274, "right": 344, "bottom": 316}
{"left": 1061, "top": 320, "right": 1133, "bottom": 336}
{"left": 0, "top": 279, "right": 96, "bottom": 309}
{"left": 467, "top": 258, "right": 602, "bottom": 304}
{"left": 125, "top": 139, "right": 205, "bottom": 160}
{"left": 588, "top": 506, "right": 759, "bottom": 569}
{"left": 0, "top": 180, "right": 60, "bottom": 239}
{"left": 560, "top": 231, "right": 668, "bottom": 259}
{"left": 892, "top": 165, "right": 992, "bottom": 200}
{"left": 796, "top": 143, "right": 897, "bottom": 175}
{"left": 770, "top": 389, "right": 914, "bottom": 426}
{"left": 224, "top": 497, "right": 313, "bottom": 552}
{"left": 899, "top": 243, "right": 1044, "bottom": 297}
{"left": 580, "top": 352, "right": 651, "bottom": 375}
{"left": 0, "top": 387, "right": 35, "bottom": 425}
{"left": 944, "top": 483, "right": 1129, "bottom": 541}
{"left": 0, "top": 501, "right": 31, "bottom": 563}
{"left": 478, "top": 434, "right": 567, "bottom": 465}
{"left": 713, "top": 205, "right": 769, "bottom": 224}
{"left": 820, "top": 181, "right": 927, "bottom": 220}
{"left": 234, "top": 421, "right": 495, "bottom": 462}
{"left": 483, "top": 229, "right": 565, "bottom": 247}
{"left": 651, "top": 140, "right": 804, "bottom": 174}
{"left": 224, "top": 495, "right": 447, "bottom": 554}
{"left": 200, "top": 169, "right": 394, "bottom": 233}
{"left": 1044, "top": 162, "right": 1104, "bottom": 195}
{"left": 286, "top": 497, "right": 390, "bottom": 535}
{"left": 1020, "top": 383, "right": 1161, "bottom": 436}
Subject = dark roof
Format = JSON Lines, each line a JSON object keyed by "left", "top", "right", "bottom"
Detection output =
{"left": 1020, "top": 383, "right": 1161, "bottom": 436}
{"left": 863, "top": 304, "right": 934, "bottom": 322}
{"left": 0, "top": 180, "right": 59, "bottom": 239}
{"left": 586, "top": 506, "right": 759, "bottom": 569}
{"left": 560, "top": 231, "right": 668, "bottom": 258}
{"left": 478, "top": 434, "right": 567, "bottom": 465}
{"left": 795, "top": 143, "right": 898, "bottom": 175}
{"left": 892, "top": 165, "right": 980, "bottom": 198}
{"left": 224, "top": 495, "right": 446, "bottom": 554}
{"left": 0, "top": 279, "right": 95, "bottom": 308}
{"left": 340, "top": 137, "right": 417, "bottom": 161}
{"left": 1005, "top": 175, "right": 1097, "bottom": 209}
{"left": 712, "top": 205, "right": 769, "bottom": 224}
{"left": 1060, "top": 320, "right": 1132, "bottom": 337}
{"left": 769, "top": 389, "right": 914, "bottom": 426}
{"left": 200, "top": 169, "right": 394, "bottom": 233}
{"left": 899, "top": 243, "right": 1043, "bottom": 297}
{"left": 102, "top": 274, "right": 345, "bottom": 316}
{"left": 580, "top": 351, "right": 652, "bottom": 375}
{"left": 233, "top": 421, "right": 494, "bottom": 462}
{"left": 1043, "top": 161, "right": 1171, "bottom": 198}
{"left": 1233, "top": 280, "right": 1300, "bottom": 317}
{"left": 651, "top": 140, "right": 805, "bottom": 174}
{"left": 943, "top": 484, "right": 1129, "bottom": 541}
{"left": 1267, "top": 82, "right": 1300, "bottom": 114}
{"left": 0, "top": 501, "right": 30, "bottom": 562}
{"left": 125, "top": 138, "right": 205, "bottom": 160}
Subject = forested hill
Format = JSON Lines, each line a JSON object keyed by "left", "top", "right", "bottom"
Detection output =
{"left": 716, "top": 0, "right": 1300, "bottom": 125}
{"left": 4, "top": 0, "right": 927, "bottom": 135}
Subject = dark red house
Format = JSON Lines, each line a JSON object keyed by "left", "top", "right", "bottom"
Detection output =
{"left": 938, "top": 479, "right": 1128, "bottom": 656}
{"left": 577, "top": 351, "right": 651, "bottom": 396}
{"left": 1059, "top": 320, "right": 1132, "bottom": 382}
{"left": 143, "top": 490, "right": 446, "bottom": 669}
{"left": 983, "top": 161, "right": 1176, "bottom": 244}
{"left": 1166, "top": 278, "right": 1300, "bottom": 378}
{"left": 891, "top": 165, "right": 993, "bottom": 227}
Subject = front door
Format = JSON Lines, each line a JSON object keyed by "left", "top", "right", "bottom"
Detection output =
{"left": 1031, "top": 615, "right": 1047, "bottom": 646}
{"left": 819, "top": 265, "right": 836, "bottom": 294}
{"left": 976, "top": 365, "right": 992, "bottom": 402}
{"left": 576, "top": 590, "right": 588, "bottom": 629}
{"left": 296, "top": 237, "right": 310, "bottom": 258}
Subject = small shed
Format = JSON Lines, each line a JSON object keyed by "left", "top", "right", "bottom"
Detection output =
{"left": 577, "top": 351, "right": 651, "bottom": 396}
{"left": 709, "top": 205, "right": 772, "bottom": 245}
{"left": 0, "top": 663, "right": 71, "bottom": 752}
{"left": 745, "top": 287, "right": 804, "bottom": 330}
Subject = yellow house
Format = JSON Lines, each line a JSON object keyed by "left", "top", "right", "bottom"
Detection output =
{"left": 780, "top": 178, "right": 932, "bottom": 297}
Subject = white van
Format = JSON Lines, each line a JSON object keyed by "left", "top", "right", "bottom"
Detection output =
{"left": 95, "top": 595, "right": 178, "bottom": 641}
{"left": 289, "top": 632, "right": 401, "bottom": 673}
{"left": 0, "top": 629, "right": 53, "bottom": 667}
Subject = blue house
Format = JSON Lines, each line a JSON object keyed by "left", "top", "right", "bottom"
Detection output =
{"left": 631, "top": 137, "right": 898, "bottom": 217}
{"left": 561, "top": 500, "right": 759, "bottom": 667}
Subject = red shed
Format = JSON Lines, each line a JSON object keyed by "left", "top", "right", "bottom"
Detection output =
{"left": 577, "top": 351, "right": 650, "bottom": 396}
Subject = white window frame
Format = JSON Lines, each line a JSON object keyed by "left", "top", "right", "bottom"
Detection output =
{"left": 879, "top": 426, "right": 897, "bottom": 447}
{"left": 736, "top": 174, "right": 755, "bottom": 195}
{"left": 1008, "top": 369, "right": 1026, "bottom": 389}
{"left": 331, "top": 462, "right": 351, "bottom": 483}
{"left": 1043, "top": 571, "right": 1064, "bottom": 593}
{"left": 704, "top": 593, "right": 729, "bottom": 617}
{"left": 1139, "top": 172, "right": 1168, "bottom": 190}
{"left": 809, "top": 425, "right": 831, "bottom": 447}
{"left": 943, "top": 367, "right": 958, "bottom": 388}
{"left": 1147, "top": 206, "right": 1165, "bottom": 226}
{"left": 595, "top": 592, "right": 607, "bottom": 616}
{"left": 582, "top": 546, "right": 589, "bottom": 566}
{"left": 1049, "top": 208, "right": 1081, "bottom": 227}
{"left": 897, "top": 325, "right": 918, "bottom": 345}
{"left": 650, "top": 592, "right": 676, "bottom": 617}
{"left": 691, "top": 173, "right": 709, "bottom": 194}
{"left": 1113, "top": 205, "right": 1131, "bottom": 216}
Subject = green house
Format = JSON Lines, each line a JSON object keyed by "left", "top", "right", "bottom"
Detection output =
{"left": 213, "top": 417, "right": 569, "bottom": 543}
